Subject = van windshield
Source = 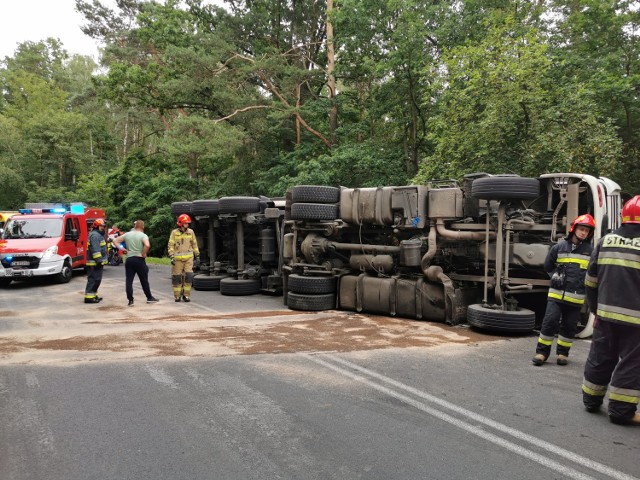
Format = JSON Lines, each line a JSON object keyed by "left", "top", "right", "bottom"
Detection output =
{"left": 2, "top": 218, "right": 63, "bottom": 239}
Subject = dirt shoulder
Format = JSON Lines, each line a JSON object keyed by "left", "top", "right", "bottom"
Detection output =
{"left": 0, "top": 267, "right": 501, "bottom": 365}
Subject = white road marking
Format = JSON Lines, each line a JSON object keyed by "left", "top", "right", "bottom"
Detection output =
{"left": 307, "top": 354, "right": 639, "bottom": 480}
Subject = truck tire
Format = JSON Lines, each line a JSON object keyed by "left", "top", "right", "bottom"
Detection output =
{"left": 467, "top": 303, "right": 535, "bottom": 333}
{"left": 290, "top": 203, "right": 339, "bottom": 221}
{"left": 219, "top": 277, "right": 261, "bottom": 296}
{"left": 287, "top": 274, "right": 337, "bottom": 294}
{"left": 171, "top": 201, "right": 192, "bottom": 215}
{"left": 287, "top": 292, "right": 336, "bottom": 311}
{"left": 56, "top": 260, "right": 73, "bottom": 284}
{"left": 291, "top": 185, "right": 340, "bottom": 204}
{"left": 191, "top": 199, "right": 220, "bottom": 216}
{"left": 192, "top": 273, "right": 227, "bottom": 291}
{"left": 471, "top": 177, "right": 540, "bottom": 200}
{"left": 219, "top": 196, "right": 261, "bottom": 214}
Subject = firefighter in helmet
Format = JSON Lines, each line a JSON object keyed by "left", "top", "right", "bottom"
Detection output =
{"left": 532, "top": 213, "right": 596, "bottom": 366}
{"left": 582, "top": 195, "right": 640, "bottom": 425}
{"left": 84, "top": 218, "right": 108, "bottom": 303}
{"left": 167, "top": 213, "right": 200, "bottom": 302}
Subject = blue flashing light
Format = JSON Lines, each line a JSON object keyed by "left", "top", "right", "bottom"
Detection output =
{"left": 6, "top": 256, "right": 13, "bottom": 262}
{"left": 18, "top": 209, "right": 33, "bottom": 214}
{"left": 70, "top": 204, "right": 85, "bottom": 215}
{"left": 52, "top": 207, "right": 67, "bottom": 214}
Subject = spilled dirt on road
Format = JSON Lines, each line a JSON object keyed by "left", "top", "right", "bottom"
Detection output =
{"left": 0, "top": 307, "right": 499, "bottom": 364}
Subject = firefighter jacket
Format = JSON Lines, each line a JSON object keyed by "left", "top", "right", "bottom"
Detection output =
{"left": 167, "top": 227, "right": 200, "bottom": 261}
{"left": 585, "top": 224, "right": 640, "bottom": 327}
{"left": 86, "top": 229, "right": 107, "bottom": 266}
{"left": 545, "top": 237, "right": 592, "bottom": 306}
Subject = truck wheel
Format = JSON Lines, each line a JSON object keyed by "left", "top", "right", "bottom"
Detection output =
{"left": 291, "top": 185, "right": 340, "bottom": 203}
{"left": 0, "top": 278, "right": 12, "bottom": 288}
{"left": 219, "top": 277, "right": 261, "bottom": 296}
{"left": 56, "top": 261, "right": 73, "bottom": 284}
{"left": 193, "top": 273, "right": 227, "bottom": 291}
{"left": 171, "top": 201, "right": 193, "bottom": 215}
{"left": 287, "top": 292, "right": 336, "bottom": 311}
{"left": 219, "top": 197, "right": 261, "bottom": 214}
{"left": 290, "top": 203, "right": 339, "bottom": 221}
{"left": 471, "top": 177, "right": 540, "bottom": 200}
{"left": 287, "top": 274, "right": 336, "bottom": 294}
{"left": 467, "top": 303, "right": 535, "bottom": 333}
{"left": 192, "top": 199, "right": 220, "bottom": 216}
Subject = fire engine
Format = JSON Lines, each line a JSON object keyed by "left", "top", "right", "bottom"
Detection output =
{"left": 0, "top": 203, "right": 106, "bottom": 287}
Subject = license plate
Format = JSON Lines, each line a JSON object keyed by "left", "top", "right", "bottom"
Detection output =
{"left": 12, "top": 261, "right": 29, "bottom": 266}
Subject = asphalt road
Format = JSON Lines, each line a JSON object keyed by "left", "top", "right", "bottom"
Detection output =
{"left": 0, "top": 265, "right": 639, "bottom": 480}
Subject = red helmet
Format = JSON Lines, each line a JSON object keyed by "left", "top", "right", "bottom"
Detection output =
{"left": 177, "top": 213, "right": 192, "bottom": 226}
{"left": 621, "top": 195, "right": 640, "bottom": 224}
{"left": 569, "top": 214, "right": 596, "bottom": 237}
{"left": 93, "top": 218, "right": 106, "bottom": 228}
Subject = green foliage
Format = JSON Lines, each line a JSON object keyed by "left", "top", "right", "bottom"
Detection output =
{"left": 0, "top": 165, "right": 27, "bottom": 209}
{"left": 416, "top": 10, "right": 623, "bottom": 184}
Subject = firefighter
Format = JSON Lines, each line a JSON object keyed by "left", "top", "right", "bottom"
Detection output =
{"left": 167, "top": 213, "right": 200, "bottom": 302}
{"left": 84, "top": 218, "right": 108, "bottom": 303}
{"left": 582, "top": 195, "right": 640, "bottom": 425}
{"left": 532, "top": 214, "right": 596, "bottom": 366}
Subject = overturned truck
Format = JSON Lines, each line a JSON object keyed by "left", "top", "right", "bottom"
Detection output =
{"left": 176, "top": 172, "right": 622, "bottom": 335}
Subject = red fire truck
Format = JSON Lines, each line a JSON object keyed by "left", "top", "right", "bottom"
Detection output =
{"left": 0, "top": 203, "right": 106, "bottom": 287}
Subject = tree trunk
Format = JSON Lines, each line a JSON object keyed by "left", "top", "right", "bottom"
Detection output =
{"left": 326, "top": 0, "right": 337, "bottom": 144}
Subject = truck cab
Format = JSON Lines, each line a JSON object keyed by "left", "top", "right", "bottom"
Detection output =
{"left": 0, "top": 204, "right": 106, "bottom": 287}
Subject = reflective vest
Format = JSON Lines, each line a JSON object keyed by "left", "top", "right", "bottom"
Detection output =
{"left": 545, "top": 238, "right": 592, "bottom": 306}
{"left": 167, "top": 227, "right": 199, "bottom": 261}
{"left": 585, "top": 225, "right": 640, "bottom": 326}
{"left": 86, "top": 229, "right": 107, "bottom": 266}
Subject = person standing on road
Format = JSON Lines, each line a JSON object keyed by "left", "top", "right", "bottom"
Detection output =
{"left": 113, "top": 220, "right": 159, "bottom": 307}
{"left": 582, "top": 195, "right": 640, "bottom": 425}
{"left": 84, "top": 218, "right": 108, "bottom": 304}
{"left": 532, "top": 214, "right": 596, "bottom": 366}
{"left": 167, "top": 213, "right": 200, "bottom": 302}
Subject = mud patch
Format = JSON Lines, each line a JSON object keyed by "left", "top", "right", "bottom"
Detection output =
{"left": 0, "top": 311, "right": 498, "bottom": 364}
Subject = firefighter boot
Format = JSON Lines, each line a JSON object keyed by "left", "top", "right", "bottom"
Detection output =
{"left": 557, "top": 355, "right": 569, "bottom": 366}
{"left": 532, "top": 354, "right": 547, "bottom": 366}
{"left": 610, "top": 412, "right": 640, "bottom": 426}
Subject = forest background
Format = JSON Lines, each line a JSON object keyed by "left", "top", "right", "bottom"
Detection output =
{"left": 0, "top": 0, "right": 638, "bottom": 254}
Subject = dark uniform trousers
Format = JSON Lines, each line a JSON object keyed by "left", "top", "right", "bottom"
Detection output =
{"left": 85, "top": 264, "right": 104, "bottom": 299}
{"left": 536, "top": 300, "right": 580, "bottom": 358}
{"left": 583, "top": 320, "right": 640, "bottom": 420}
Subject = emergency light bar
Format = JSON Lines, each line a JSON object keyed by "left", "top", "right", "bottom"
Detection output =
{"left": 19, "top": 204, "right": 86, "bottom": 215}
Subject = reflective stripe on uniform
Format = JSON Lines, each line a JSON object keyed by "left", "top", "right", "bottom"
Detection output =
{"left": 548, "top": 288, "right": 585, "bottom": 305}
{"left": 596, "top": 304, "right": 640, "bottom": 325}
{"left": 537, "top": 334, "right": 554, "bottom": 346}
{"left": 597, "top": 251, "right": 640, "bottom": 270}
{"left": 609, "top": 386, "right": 640, "bottom": 404}
{"left": 557, "top": 335, "right": 573, "bottom": 348}
{"left": 557, "top": 253, "right": 591, "bottom": 269}
{"left": 174, "top": 252, "right": 194, "bottom": 260}
{"left": 584, "top": 273, "right": 598, "bottom": 288}
{"left": 582, "top": 378, "right": 608, "bottom": 396}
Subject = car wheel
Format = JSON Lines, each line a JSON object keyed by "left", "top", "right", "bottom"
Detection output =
{"left": 219, "top": 197, "right": 261, "bottom": 214}
{"left": 286, "top": 292, "right": 336, "bottom": 311}
{"left": 219, "top": 277, "right": 261, "bottom": 296}
{"left": 290, "top": 203, "right": 339, "bottom": 221}
{"left": 471, "top": 177, "right": 540, "bottom": 200}
{"left": 171, "top": 201, "right": 193, "bottom": 215}
{"left": 192, "top": 199, "right": 220, "bottom": 216}
{"left": 467, "top": 303, "right": 535, "bottom": 333}
{"left": 193, "top": 274, "right": 227, "bottom": 291}
{"left": 287, "top": 274, "right": 336, "bottom": 294}
{"left": 291, "top": 185, "right": 340, "bottom": 203}
{"left": 56, "top": 261, "right": 73, "bottom": 284}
